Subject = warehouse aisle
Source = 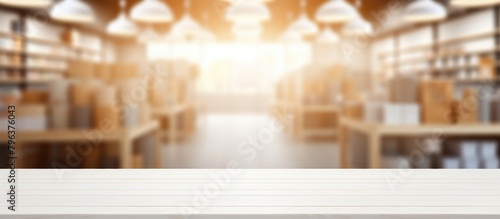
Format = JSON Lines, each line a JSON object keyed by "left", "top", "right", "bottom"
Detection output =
{"left": 163, "top": 114, "right": 339, "bottom": 168}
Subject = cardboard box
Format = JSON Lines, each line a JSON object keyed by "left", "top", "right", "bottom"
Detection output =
{"left": 140, "top": 104, "right": 152, "bottom": 125}
{"left": 94, "top": 63, "right": 111, "bottom": 82}
{"left": 49, "top": 104, "right": 70, "bottom": 129}
{"left": 478, "top": 56, "right": 495, "bottom": 79}
{"left": 70, "top": 82, "right": 95, "bottom": 106}
{"left": 68, "top": 60, "right": 94, "bottom": 79}
{"left": 343, "top": 102, "right": 364, "bottom": 120}
{"left": 48, "top": 80, "right": 69, "bottom": 104}
{"left": 93, "top": 106, "right": 120, "bottom": 130}
{"left": 94, "top": 86, "right": 117, "bottom": 107}
{"left": 112, "top": 63, "right": 139, "bottom": 79}
{"left": 402, "top": 104, "right": 420, "bottom": 125}
{"left": 454, "top": 88, "right": 478, "bottom": 124}
{"left": 21, "top": 90, "right": 48, "bottom": 104}
{"left": 382, "top": 104, "right": 401, "bottom": 125}
{"left": 420, "top": 80, "right": 454, "bottom": 124}
{"left": 72, "top": 106, "right": 92, "bottom": 129}
{"left": 17, "top": 104, "right": 46, "bottom": 117}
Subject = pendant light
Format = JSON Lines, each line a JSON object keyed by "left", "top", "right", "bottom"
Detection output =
{"left": 226, "top": 1, "right": 270, "bottom": 22}
{"left": 315, "top": 0, "right": 358, "bottom": 23}
{"left": 131, "top": 0, "right": 174, "bottom": 23}
{"left": 0, "top": 0, "right": 52, "bottom": 8}
{"left": 280, "top": 13, "right": 302, "bottom": 43}
{"left": 403, "top": 0, "right": 447, "bottom": 23}
{"left": 451, "top": 0, "right": 500, "bottom": 8}
{"left": 232, "top": 21, "right": 263, "bottom": 38}
{"left": 289, "top": 0, "right": 319, "bottom": 36}
{"left": 138, "top": 26, "right": 161, "bottom": 44}
{"left": 171, "top": 0, "right": 201, "bottom": 37}
{"left": 196, "top": 13, "right": 216, "bottom": 42}
{"left": 342, "top": 0, "right": 373, "bottom": 36}
{"left": 107, "top": 0, "right": 138, "bottom": 37}
{"left": 317, "top": 27, "right": 339, "bottom": 44}
{"left": 50, "top": 0, "right": 94, "bottom": 23}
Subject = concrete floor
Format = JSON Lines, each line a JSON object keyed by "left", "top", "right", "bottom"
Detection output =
{"left": 163, "top": 113, "right": 339, "bottom": 168}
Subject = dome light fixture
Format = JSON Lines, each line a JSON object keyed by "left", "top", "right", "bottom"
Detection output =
{"left": 289, "top": 0, "right": 319, "bottom": 36}
{"left": 403, "top": 0, "right": 447, "bottom": 23}
{"left": 226, "top": 1, "right": 270, "bottom": 22}
{"left": 317, "top": 27, "right": 339, "bottom": 44}
{"left": 107, "top": 0, "right": 138, "bottom": 37}
{"left": 342, "top": 0, "right": 373, "bottom": 36}
{"left": 0, "top": 0, "right": 52, "bottom": 8}
{"left": 50, "top": 0, "right": 94, "bottom": 23}
{"left": 138, "top": 26, "right": 161, "bottom": 44}
{"left": 131, "top": 0, "right": 174, "bottom": 23}
{"left": 450, "top": 0, "right": 500, "bottom": 8}
{"left": 171, "top": 0, "right": 201, "bottom": 37}
{"left": 232, "top": 21, "right": 263, "bottom": 37}
{"left": 315, "top": 0, "right": 358, "bottom": 23}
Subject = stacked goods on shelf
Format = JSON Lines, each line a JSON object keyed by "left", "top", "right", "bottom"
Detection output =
{"left": 420, "top": 80, "right": 454, "bottom": 124}
{"left": 443, "top": 140, "right": 499, "bottom": 169}
{"left": 478, "top": 56, "right": 496, "bottom": 80}
{"left": 48, "top": 80, "right": 70, "bottom": 129}
{"left": 492, "top": 91, "right": 500, "bottom": 122}
{"left": 452, "top": 88, "right": 477, "bottom": 124}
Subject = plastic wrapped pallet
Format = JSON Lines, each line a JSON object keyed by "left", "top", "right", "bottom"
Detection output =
{"left": 48, "top": 80, "right": 70, "bottom": 104}
{"left": 93, "top": 106, "right": 120, "bottom": 130}
{"left": 70, "top": 82, "right": 95, "bottom": 106}
{"left": 17, "top": 105, "right": 47, "bottom": 131}
{"left": 49, "top": 104, "right": 70, "bottom": 129}
{"left": 94, "top": 86, "right": 117, "bottom": 107}
{"left": 122, "top": 105, "right": 139, "bottom": 128}
{"left": 72, "top": 106, "right": 92, "bottom": 129}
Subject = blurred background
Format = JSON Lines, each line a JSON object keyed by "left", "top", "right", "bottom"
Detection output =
{"left": 0, "top": 0, "right": 499, "bottom": 169}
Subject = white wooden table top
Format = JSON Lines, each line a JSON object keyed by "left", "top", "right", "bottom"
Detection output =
{"left": 1, "top": 169, "right": 500, "bottom": 218}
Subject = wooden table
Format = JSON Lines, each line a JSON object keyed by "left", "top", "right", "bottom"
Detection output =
{"left": 5, "top": 121, "right": 161, "bottom": 168}
{"left": 0, "top": 169, "right": 499, "bottom": 218}
{"left": 152, "top": 101, "right": 202, "bottom": 145}
{"left": 339, "top": 117, "right": 500, "bottom": 168}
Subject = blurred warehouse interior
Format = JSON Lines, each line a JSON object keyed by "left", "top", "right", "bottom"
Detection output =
{"left": 0, "top": 0, "right": 499, "bottom": 169}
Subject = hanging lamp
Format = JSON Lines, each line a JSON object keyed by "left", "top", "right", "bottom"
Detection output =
{"left": 131, "top": 0, "right": 174, "bottom": 23}
{"left": 450, "top": 0, "right": 500, "bottom": 8}
{"left": 289, "top": 0, "right": 319, "bottom": 36}
{"left": 317, "top": 27, "right": 339, "bottom": 44}
{"left": 403, "top": 0, "right": 447, "bottom": 23}
{"left": 315, "top": 0, "right": 358, "bottom": 23}
{"left": 171, "top": 0, "right": 201, "bottom": 37}
{"left": 50, "top": 0, "right": 94, "bottom": 23}
{"left": 107, "top": 0, "right": 138, "bottom": 37}
{"left": 342, "top": 0, "right": 373, "bottom": 36}
{"left": 226, "top": 1, "right": 270, "bottom": 22}
{"left": 138, "top": 26, "right": 161, "bottom": 43}
{"left": 0, "top": 0, "right": 52, "bottom": 8}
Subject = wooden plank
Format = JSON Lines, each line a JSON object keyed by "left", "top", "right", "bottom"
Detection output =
{"left": 2, "top": 121, "right": 159, "bottom": 142}
{"left": 5, "top": 195, "right": 500, "bottom": 207}
{"left": 3, "top": 207, "right": 500, "bottom": 215}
